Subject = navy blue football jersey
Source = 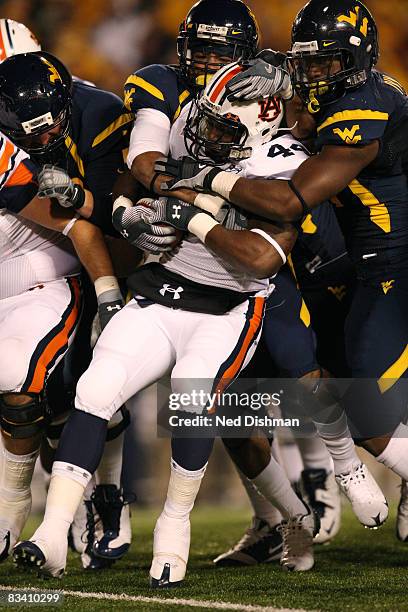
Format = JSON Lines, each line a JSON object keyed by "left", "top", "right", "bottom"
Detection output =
{"left": 57, "top": 81, "right": 133, "bottom": 234}
{"left": 315, "top": 70, "right": 408, "bottom": 280}
{"left": 124, "top": 64, "right": 194, "bottom": 125}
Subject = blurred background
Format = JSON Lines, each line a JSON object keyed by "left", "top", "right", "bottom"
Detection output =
{"left": 2, "top": 0, "right": 404, "bottom": 508}
{"left": 1, "top": 0, "right": 407, "bottom": 96}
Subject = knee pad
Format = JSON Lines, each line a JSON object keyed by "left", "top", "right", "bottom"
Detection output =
{"left": 0, "top": 392, "right": 49, "bottom": 439}
{"left": 0, "top": 338, "right": 28, "bottom": 392}
{"left": 106, "top": 406, "right": 130, "bottom": 441}
{"left": 76, "top": 358, "right": 128, "bottom": 420}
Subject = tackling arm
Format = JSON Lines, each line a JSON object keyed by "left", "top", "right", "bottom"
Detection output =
{"left": 204, "top": 142, "right": 380, "bottom": 222}
{"left": 19, "top": 195, "right": 115, "bottom": 282}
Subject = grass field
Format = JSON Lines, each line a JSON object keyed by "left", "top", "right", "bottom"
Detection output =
{"left": 0, "top": 504, "right": 407, "bottom": 611}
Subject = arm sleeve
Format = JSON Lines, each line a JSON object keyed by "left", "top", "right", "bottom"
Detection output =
{"left": 127, "top": 108, "right": 171, "bottom": 167}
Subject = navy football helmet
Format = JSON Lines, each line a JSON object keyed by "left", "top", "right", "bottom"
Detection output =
{"left": 177, "top": 0, "right": 260, "bottom": 90}
{"left": 0, "top": 51, "right": 72, "bottom": 163}
{"left": 287, "top": 0, "right": 379, "bottom": 112}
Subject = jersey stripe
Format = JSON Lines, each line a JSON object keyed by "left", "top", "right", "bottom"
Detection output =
{"left": 92, "top": 112, "right": 134, "bottom": 148}
{"left": 378, "top": 344, "right": 408, "bottom": 393}
{"left": 286, "top": 254, "right": 311, "bottom": 327}
{"left": 317, "top": 110, "right": 389, "bottom": 133}
{"left": 65, "top": 136, "right": 85, "bottom": 177}
{"left": 383, "top": 75, "right": 406, "bottom": 95}
{"left": 22, "top": 277, "right": 82, "bottom": 394}
{"left": 125, "top": 75, "right": 164, "bottom": 101}
{"left": 209, "top": 296, "right": 265, "bottom": 409}
{"left": 348, "top": 179, "right": 391, "bottom": 233}
{"left": 172, "top": 89, "right": 191, "bottom": 122}
{"left": 5, "top": 160, "right": 34, "bottom": 187}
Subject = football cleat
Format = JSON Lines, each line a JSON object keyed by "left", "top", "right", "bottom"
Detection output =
{"left": 279, "top": 509, "right": 318, "bottom": 572}
{"left": 13, "top": 524, "right": 67, "bottom": 578}
{"left": 0, "top": 491, "right": 32, "bottom": 562}
{"left": 397, "top": 480, "right": 408, "bottom": 542}
{"left": 149, "top": 512, "right": 190, "bottom": 588}
{"left": 300, "top": 469, "right": 341, "bottom": 544}
{"left": 213, "top": 517, "right": 282, "bottom": 566}
{"left": 91, "top": 485, "right": 131, "bottom": 561}
{"left": 335, "top": 463, "right": 388, "bottom": 529}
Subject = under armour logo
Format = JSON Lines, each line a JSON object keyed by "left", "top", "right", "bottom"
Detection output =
{"left": 121, "top": 229, "right": 129, "bottom": 238}
{"left": 172, "top": 204, "right": 182, "bottom": 220}
{"left": 159, "top": 284, "right": 184, "bottom": 300}
{"left": 106, "top": 305, "right": 122, "bottom": 312}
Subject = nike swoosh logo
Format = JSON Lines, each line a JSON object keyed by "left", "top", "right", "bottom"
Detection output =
{"left": 265, "top": 64, "right": 273, "bottom": 74}
{"left": 323, "top": 41, "right": 336, "bottom": 47}
{"left": 231, "top": 30, "right": 242, "bottom": 35}
{"left": 325, "top": 520, "right": 336, "bottom": 535}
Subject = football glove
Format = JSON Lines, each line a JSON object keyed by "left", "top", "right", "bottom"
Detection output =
{"left": 154, "top": 156, "right": 222, "bottom": 193}
{"left": 38, "top": 165, "right": 86, "bottom": 210}
{"left": 226, "top": 52, "right": 293, "bottom": 101}
{"left": 112, "top": 197, "right": 178, "bottom": 253}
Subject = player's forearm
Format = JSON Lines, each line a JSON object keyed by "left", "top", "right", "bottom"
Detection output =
{"left": 67, "top": 218, "right": 115, "bottom": 282}
{"left": 131, "top": 151, "right": 163, "bottom": 191}
{"left": 204, "top": 225, "right": 293, "bottom": 278}
{"left": 227, "top": 178, "right": 303, "bottom": 222}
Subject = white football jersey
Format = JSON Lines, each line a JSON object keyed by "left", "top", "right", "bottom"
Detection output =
{"left": 0, "top": 210, "right": 80, "bottom": 299}
{"left": 165, "top": 104, "right": 308, "bottom": 293}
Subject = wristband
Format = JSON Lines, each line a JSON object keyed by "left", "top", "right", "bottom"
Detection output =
{"left": 94, "top": 275, "right": 120, "bottom": 300}
{"left": 62, "top": 214, "right": 80, "bottom": 236}
{"left": 187, "top": 213, "right": 219, "bottom": 243}
{"left": 250, "top": 228, "right": 287, "bottom": 264}
{"left": 211, "top": 171, "right": 240, "bottom": 200}
{"left": 71, "top": 184, "right": 86, "bottom": 210}
{"left": 194, "top": 193, "right": 226, "bottom": 216}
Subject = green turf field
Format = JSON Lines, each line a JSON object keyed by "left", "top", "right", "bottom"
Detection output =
{"left": 0, "top": 504, "right": 406, "bottom": 611}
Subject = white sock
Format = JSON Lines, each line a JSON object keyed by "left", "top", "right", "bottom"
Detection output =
{"left": 252, "top": 456, "right": 307, "bottom": 519}
{"left": 95, "top": 431, "right": 124, "bottom": 487}
{"left": 238, "top": 469, "right": 282, "bottom": 527}
{"left": 296, "top": 436, "right": 334, "bottom": 472}
{"left": 1, "top": 447, "right": 39, "bottom": 497}
{"left": 313, "top": 411, "right": 360, "bottom": 475}
{"left": 37, "top": 461, "right": 92, "bottom": 538}
{"left": 377, "top": 423, "right": 408, "bottom": 479}
{"left": 163, "top": 460, "right": 206, "bottom": 521}
{"left": 279, "top": 441, "right": 304, "bottom": 484}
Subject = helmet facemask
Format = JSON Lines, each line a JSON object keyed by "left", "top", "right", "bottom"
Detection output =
{"left": 184, "top": 62, "right": 284, "bottom": 166}
{"left": 288, "top": 46, "right": 356, "bottom": 111}
{"left": 185, "top": 98, "right": 250, "bottom": 165}
{"left": 178, "top": 35, "right": 253, "bottom": 90}
{"left": 14, "top": 106, "right": 71, "bottom": 165}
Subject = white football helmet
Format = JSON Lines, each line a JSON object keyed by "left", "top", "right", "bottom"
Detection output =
{"left": 184, "top": 61, "right": 284, "bottom": 165}
{"left": 0, "top": 19, "right": 41, "bottom": 61}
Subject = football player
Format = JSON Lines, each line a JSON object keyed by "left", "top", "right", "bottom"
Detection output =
{"left": 12, "top": 66, "right": 325, "bottom": 585}
{"left": 121, "top": 0, "right": 357, "bottom": 560}
{"left": 0, "top": 51, "right": 135, "bottom": 567}
{"left": 157, "top": 0, "right": 408, "bottom": 503}
{"left": 0, "top": 116, "right": 121, "bottom": 564}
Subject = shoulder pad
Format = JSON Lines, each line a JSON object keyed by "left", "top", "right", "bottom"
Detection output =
{"left": 316, "top": 82, "right": 389, "bottom": 148}
{"left": 124, "top": 64, "right": 192, "bottom": 123}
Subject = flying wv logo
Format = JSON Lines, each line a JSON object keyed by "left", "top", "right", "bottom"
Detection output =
{"left": 41, "top": 58, "right": 62, "bottom": 84}
{"left": 258, "top": 98, "right": 281, "bottom": 122}
{"left": 337, "top": 6, "right": 368, "bottom": 36}
{"left": 381, "top": 280, "right": 394, "bottom": 295}
{"left": 328, "top": 285, "right": 347, "bottom": 301}
{"left": 333, "top": 125, "right": 361, "bottom": 145}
